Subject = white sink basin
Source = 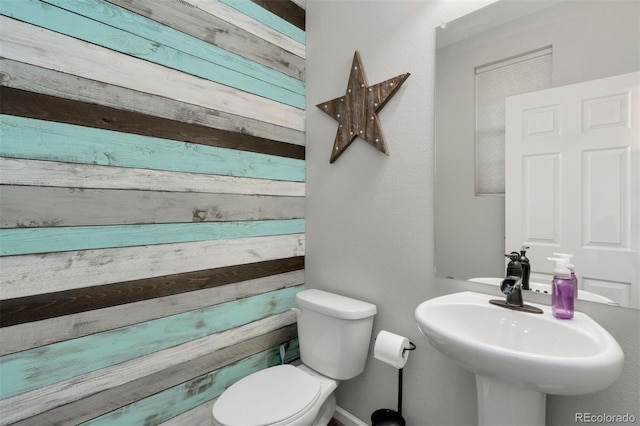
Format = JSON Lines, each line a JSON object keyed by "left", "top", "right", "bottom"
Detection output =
{"left": 415, "top": 291, "right": 624, "bottom": 425}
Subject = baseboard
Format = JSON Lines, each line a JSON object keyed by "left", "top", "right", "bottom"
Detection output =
{"left": 334, "top": 406, "right": 368, "bottom": 426}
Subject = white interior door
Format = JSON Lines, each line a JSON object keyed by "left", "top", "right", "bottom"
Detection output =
{"left": 505, "top": 72, "right": 639, "bottom": 308}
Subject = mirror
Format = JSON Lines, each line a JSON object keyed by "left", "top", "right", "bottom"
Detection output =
{"left": 435, "top": 0, "right": 640, "bottom": 308}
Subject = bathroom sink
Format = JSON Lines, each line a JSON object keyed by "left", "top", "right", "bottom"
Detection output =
{"left": 415, "top": 291, "right": 624, "bottom": 425}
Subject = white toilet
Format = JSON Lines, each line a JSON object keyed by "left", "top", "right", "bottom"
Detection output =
{"left": 212, "top": 289, "right": 377, "bottom": 426}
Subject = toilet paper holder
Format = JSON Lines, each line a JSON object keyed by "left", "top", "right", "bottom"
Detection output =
{"left": 374, "top": 331, "right": 416, "bottom": 370}
{"left": 371, "top": 340, "right": 416, "bottom": 425}
{"left": 403, "top": 342, "right": 416, "bottom": 353}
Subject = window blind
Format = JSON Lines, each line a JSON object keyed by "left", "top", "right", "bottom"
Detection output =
{"left": 475, "top": 47, "right": 552, "bottom": 195}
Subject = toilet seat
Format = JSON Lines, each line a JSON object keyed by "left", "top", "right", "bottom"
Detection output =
{"left": 212, "top": 364, "right": 322, "bottom": 426}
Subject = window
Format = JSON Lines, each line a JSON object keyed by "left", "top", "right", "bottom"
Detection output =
{"left": 475, "top": 47, "right": 552, "bottom": 195}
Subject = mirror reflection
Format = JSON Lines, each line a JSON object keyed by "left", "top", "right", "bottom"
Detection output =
{"left": 434, "top": 0, "right": 639, "bottom": 308}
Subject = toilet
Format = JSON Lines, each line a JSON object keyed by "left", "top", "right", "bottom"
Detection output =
{"left": 212, "top": 289, "right": 377, "bottom": 426}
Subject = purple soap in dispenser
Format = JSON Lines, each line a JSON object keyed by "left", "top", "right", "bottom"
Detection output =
{"left": 549, "top": 257, "right": 574, "bottom": 319}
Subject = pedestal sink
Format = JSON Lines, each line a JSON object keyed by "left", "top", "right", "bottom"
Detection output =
{"left": 415, "top": 292, "right": 624, "bottom": 426}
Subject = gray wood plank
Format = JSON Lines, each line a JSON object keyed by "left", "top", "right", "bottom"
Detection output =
{"left": 0, "top": 186, "right": 304, "bottom": 228}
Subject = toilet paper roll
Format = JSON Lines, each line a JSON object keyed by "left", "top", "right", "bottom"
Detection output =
{"left": 374, "top": 330, "right": 411, "bottom": 369}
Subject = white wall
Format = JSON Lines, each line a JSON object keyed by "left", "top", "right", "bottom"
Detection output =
{"left": 306, "top": 1, "right": 639, "bottom": 425}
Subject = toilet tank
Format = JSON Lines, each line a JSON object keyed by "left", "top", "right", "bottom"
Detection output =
{"left": 295, "top": 289, "right": 377, "bottom": 380}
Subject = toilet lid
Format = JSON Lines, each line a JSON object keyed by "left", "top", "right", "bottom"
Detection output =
{"left": 213, "top": 365, "right": 321, "bottom": 426}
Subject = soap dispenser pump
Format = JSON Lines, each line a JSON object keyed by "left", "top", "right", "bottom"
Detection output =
{"left": 548, "top": 257, "right": 574, "bottom": 319}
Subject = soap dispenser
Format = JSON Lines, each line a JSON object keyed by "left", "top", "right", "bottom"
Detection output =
{"left": 548, "top": 257, "right": 574, "bottom": 319}
{"left": 554, "top": 252, "right": 578, "bottom": 298}
{"left": 505, "top": 252, "right": 523, "bottom": 279}
{"left": 519, "top": 246, "right": 531, "bottom": 290}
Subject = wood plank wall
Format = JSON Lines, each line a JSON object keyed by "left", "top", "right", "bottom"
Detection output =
{"left": 0, "top": 0, "right": 306, "bottom": 424}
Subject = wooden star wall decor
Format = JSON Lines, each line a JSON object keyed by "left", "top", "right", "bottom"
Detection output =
{"left": 316, "top": 51, "right": 410, "bottom": 163}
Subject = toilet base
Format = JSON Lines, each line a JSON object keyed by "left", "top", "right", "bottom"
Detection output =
{"left": 312, "top": 393, "right": 336, "bottom": 426}
{"left": 290, "top": 365, "right": 338, "bottom": 426}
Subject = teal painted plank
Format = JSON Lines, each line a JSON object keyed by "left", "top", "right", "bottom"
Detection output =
{"left": 81, "top": 341, "right": 300, "bottom": 426}
{"left": 0, "top": 219, "right": 305, "bottom": 256}
{"left": 220, "top": 0, "right": 306, "bottom": 45}
{"left": 0, "top": 286, "right": 303, "bottom": 399}
{"left": 0, "top": 0, "right": 304, "bottom": 108}
{"left": 44, "top": 0, "right": 304, "bottom": 95}
{"left": 0, "top": 115, "right": 305, "bottom": 182}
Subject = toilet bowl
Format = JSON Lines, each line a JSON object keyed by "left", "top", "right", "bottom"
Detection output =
{"left": 212, "top": 364, "right": 337, "bottom": 426}
{"left": 212, "top": 289, "right": 377, "bottom": 426}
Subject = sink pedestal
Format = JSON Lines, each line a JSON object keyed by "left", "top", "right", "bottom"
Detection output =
{"left": 476, "top": 375, "right": 545, "bottom": 426}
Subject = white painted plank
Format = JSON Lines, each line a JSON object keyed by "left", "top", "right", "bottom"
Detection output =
{"left": 0, "top": 270, "right": 304, "bottom": 355}
{"left": 0, "top": 234, "right": 305, "bottom": 299}
{"left": 0, "top": 59, "right": 305, "bottom": 146}
{"left": 0, "top": 17, "right": 305, "bottom": 131}
{"left": 0, "top": 158, "right": 305, "bottom": 197}
{"left": 0, "top": 311, "right": 297, "bottom": 424}
{"left": 185, "top": 0, "right": 306, "bottom": 59}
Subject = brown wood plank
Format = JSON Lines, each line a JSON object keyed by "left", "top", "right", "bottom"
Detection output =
{"left": 0, "top": 87, "right": 305, "bottom": 160}
{"left": 252, "top": 0, "right": 305, "bottom": 31}
{"left": 0, "top": 257, "right": 304, "bottom": 327}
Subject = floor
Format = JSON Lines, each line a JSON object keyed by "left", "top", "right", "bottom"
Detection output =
{"left": 328, "top": 418, "right": 345, "bottom": 426}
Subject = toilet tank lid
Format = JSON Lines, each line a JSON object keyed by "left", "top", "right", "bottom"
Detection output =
{"left": 296, "top": 289, "right": 377, "bottom": 320}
